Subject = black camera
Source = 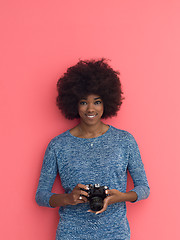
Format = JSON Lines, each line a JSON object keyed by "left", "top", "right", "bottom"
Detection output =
{"left": 81, "top": 184, "right": 109, "bottom": 211}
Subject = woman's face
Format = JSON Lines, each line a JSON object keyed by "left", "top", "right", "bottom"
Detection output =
{"left": 78, "top": 94, "right": 104, "bottom": 126}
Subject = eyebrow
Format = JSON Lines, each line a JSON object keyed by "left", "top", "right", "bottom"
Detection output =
{"left": 81, "top": 97, "right": 102, "bottom": 100}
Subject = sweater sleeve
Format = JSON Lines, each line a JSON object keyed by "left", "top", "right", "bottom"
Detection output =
{"left": 35, "top": 140, "right": 58, "bottom": 208}
{"left": 127, "top": 134, "right": 150, "bottom": 202}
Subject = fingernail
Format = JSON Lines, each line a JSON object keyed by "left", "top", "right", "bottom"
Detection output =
{"left": 95, "top": 212, "right": 99, "bottom": 215}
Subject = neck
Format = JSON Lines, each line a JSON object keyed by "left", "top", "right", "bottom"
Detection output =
{"left": 78, "top": 121, "right": 106, "bottom": 138}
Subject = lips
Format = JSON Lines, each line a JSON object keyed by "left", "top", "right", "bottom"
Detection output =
{"left": 86, "top": 114, "right": 97, "bottom": 119}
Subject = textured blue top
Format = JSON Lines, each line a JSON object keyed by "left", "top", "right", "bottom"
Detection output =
{"left": 36, "top": 125, "right": 150, "bottom": 240}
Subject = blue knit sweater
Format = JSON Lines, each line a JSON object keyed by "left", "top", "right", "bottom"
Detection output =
{"left": 36, "top": 125, "right": 150, "bottom": 240}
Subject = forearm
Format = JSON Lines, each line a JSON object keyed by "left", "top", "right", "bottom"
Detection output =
{"left": 93, "top": 190, "right": 138, "bottom": 214}
{"left": 104, "top": 189, "right": 138, "bottom": 207}
{"left": 49, "top": 193, "right": 70, "bottom": 208}
{"left": 122, "top": 191, "right": 138, "bottom": 202}
{"left": 49, "top": 184, "right": 89, "bottom": 208}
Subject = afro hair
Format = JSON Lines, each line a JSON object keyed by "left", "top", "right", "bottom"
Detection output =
{"left": 56, "top": 58, "right": 124, "bottom": 119}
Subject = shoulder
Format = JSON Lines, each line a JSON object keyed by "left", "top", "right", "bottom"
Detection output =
{"left": 46, "top": 130, "right": 71, "bottom": 149}
{"left": 110, "top": 125, "right": 136, "bottom": 141}
{"left": 110, "top": 126, "right": 140, "bottom": 152}
{"left": 109, "top": 125, "right": 139, "bottom": 148}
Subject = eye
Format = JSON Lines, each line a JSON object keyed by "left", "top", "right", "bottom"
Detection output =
{"left": 79, "top": 101, "right": 87, "bottom": 105}
{"left": 94, "top": 100, "right": 102, "bottom": 105}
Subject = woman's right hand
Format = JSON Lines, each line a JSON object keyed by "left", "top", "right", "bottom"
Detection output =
{"left": 65, "top": 184, "right": 89, "bottom": 206}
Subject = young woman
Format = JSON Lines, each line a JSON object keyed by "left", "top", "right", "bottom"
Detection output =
{"left": 36, "top": 59, "right": 150, "bottom": 240}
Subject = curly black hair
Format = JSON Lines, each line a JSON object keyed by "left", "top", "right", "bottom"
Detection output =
{"left": 56, "top": 58, "right": 124, "bottom": 119}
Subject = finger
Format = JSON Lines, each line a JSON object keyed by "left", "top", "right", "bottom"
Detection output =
{"left": 77, "top": 184, "right": 89, "bottom": 190}
{"left": 87, "top": 198, "right": 109, "bottom": 215}
{"left": 95, "top": 196, "right": 112, "bottom": 214}
{"left": 105, "top": 189, "right": 113, "bottom": 196}
{"left": 80, "top": 190, "right": 89, "bottom": 197}
{"left": 87, "top": 209, "right": 96, "bottom": 213}
{"left": 78, "top": 195, "right": 88, "bottom": 203}
{"left": 95, "top": 201, "right": 108, "bottom": 214}
{"left": 74, "top": 197, "right": 87, "bottom": 205}
{"left": 88, "top": 206, "right": 107, "bottom": 215}
{"left": 73, "top": 185, "right": 88, "bottom": 195}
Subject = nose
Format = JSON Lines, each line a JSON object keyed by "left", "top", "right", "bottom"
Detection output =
{"left": 87, "top": 103, "right": 95, "bottom": 112}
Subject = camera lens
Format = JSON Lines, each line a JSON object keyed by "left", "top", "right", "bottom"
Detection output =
{"left": 89, "top": 197, "right": 104, "bottom": 211}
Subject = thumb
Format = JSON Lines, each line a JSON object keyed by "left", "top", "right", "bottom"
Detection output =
{"left": 106, "top": 189, "right": 113, "bottom": 196}
{"left": 95, "top": 198, "right": 109, "bottom": 215}
{"left": 87, "top": 196, "right": 110, "bottom": 214}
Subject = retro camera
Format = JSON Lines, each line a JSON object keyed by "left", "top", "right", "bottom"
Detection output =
{"left": 81, "top": 184, "right": 109, "bottom": 211}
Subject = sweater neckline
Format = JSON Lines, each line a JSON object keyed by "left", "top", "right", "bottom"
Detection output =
{"left": 67, "top": 125, "right": 112, "bottom": 140}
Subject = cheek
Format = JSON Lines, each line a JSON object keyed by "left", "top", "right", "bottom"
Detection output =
{"left": 97, "top": 105, "right": 104, "bottom": 116}
{"left": 78, "top": 105, "right": 86, "bottom": 115}
{"left": 100, "top": 104, "right": 104, "bottom": 112}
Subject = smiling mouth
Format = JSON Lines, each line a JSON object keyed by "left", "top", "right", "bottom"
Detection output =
{"left": 86, "top": 114, "right": 97, "bottom": 118}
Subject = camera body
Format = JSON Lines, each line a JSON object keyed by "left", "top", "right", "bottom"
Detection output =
{"left": 82, "top": 184, "right": 109, "bottom": 211}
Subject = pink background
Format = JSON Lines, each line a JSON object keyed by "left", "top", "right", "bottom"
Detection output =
{"left": 1, "top": 0, "right": 180, "bottom": 239}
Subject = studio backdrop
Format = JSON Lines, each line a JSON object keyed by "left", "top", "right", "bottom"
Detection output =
{"left": 0, "top": 0, "right": 179, "bottom": 239}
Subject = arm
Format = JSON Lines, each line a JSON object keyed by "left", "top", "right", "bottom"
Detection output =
{"left": 88, "top": 190, "right": 138, "bottom": 214}
{"left": 35, "top": 140, "right": 58, "bottom": 208}
{"left": 90, "top": 133, "right": 150, "bottom": 214}
{"left": 35, "top": 141, "right": 89, "bottom": 208}
{"left": 49, "top": 184, "right": 89, "bottom": 207}
{"left": 127, "top": 133, "right": 150, "bottom": 202}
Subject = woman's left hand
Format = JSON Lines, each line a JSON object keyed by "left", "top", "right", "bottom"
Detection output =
{"left": 88, "top": 189, "right": 126, "bottom": 215}
{"left": 88, "top": 189, "right": 138, "bottom": 214}
{"left": 88, "top": 189, "right": 137, "bottom": 214}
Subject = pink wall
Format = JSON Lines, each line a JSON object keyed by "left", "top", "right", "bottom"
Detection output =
{"left": 1, "top": 0, "right": 180, "bottom": 239}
